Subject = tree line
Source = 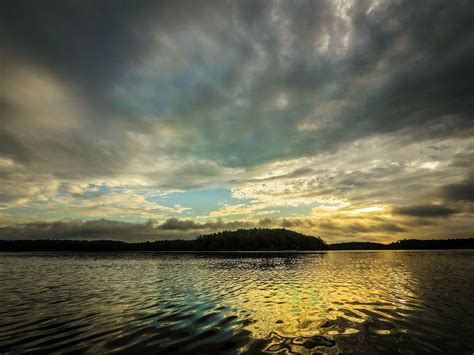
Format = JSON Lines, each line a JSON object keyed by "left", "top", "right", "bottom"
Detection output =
{"left": 0, "top": 228, "right": 472, "bottom": 251}
{"left": 0, "top": 228, "right": 326, "bottom": 251}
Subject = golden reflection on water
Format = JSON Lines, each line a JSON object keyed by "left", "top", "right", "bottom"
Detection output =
{"left": 204, "top": 252, "right": 419, "bottom": 353}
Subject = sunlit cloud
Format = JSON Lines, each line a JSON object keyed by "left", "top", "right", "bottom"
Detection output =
{"left": 0, "top": 0, "right": 473, "bottom": 241}
{"left": 349, "top": 206, "right": 386, "bottom": 215}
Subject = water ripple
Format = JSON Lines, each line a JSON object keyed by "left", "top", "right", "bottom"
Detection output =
{"left": 0, "top": 251, "right": 473, "bottom": 353}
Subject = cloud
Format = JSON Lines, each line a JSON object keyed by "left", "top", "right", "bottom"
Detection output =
{"left": 441, "top": 176, "right": 474, "bottom": 203}
{"left": 158, "top": 217, "right": 254, "bottom": 231}
{"left": 1, "top": 210, "right": 472, "bottom": 243}
{"left": 158, "top": 218, "right": 205, "bottom": 231}
{"left": 392, "top": 204, "right": 459, "bottom": 218}
{"left": 0, "top": 220, "right": 160, "bottom": 241}
{"left": 0, "top": 218, "right": 254, "bottom": 241}
{"left": 2, "top": 0, "right": 473, "bottom": 171}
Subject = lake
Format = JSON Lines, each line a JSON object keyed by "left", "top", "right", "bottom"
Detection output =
{"left": 0, "top": 251, "right": 473, "bottom": 354}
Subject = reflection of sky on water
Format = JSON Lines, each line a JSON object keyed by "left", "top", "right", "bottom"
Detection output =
{"left": 1, "top": 252, "right": 473, "bottom": 353}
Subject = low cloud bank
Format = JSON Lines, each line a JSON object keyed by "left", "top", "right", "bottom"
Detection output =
{"left": 392, "top": 204, "right": 459, "bottom": 217}
{"left": 441, "top": 176, "right": 474, "bottom": 203}
{"left": 0, "top": 218, "right": 260, "bottom": 242}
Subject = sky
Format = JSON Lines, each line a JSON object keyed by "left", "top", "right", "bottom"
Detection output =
{"left": 0, "top": 0, "right": 473, "bottom": 242}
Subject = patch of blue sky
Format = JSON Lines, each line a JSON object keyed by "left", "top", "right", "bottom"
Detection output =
{"left": 55, "top": 183, "right": 111, "bottom": 199}
{"left": 83, "top": 184, "right": 110, "bottom": 198}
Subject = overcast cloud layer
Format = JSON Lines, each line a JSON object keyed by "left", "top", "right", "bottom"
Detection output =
{"left": 1, "top": 0, "right": 473, "bottom": 242}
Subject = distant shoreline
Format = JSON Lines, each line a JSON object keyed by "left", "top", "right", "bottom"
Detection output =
{"left": 2, "top": 249, "right": 474, "bottom": 254}
{"left": 1, "top": 228, "right": 473, "bottom": 252}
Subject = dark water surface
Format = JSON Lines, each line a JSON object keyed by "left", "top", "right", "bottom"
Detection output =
{"left": 0, "top": 251, "right": 473, "bottom": 354}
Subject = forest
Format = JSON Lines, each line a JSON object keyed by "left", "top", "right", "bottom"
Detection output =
{"left": 0, "top": 228, "right": 472, "bottom": 251}
{"left": 0, "top": 228, "right": 327, "bottom": 251}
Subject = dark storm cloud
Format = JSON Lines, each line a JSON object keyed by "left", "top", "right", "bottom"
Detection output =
{"left": 2, "top": 0, "right": 473, "bottom": 170}
{"left": 393, "top": 204, "right": 459, "bottom": 217}
{"left": 449, "top": 152, "right": 474, "bottom": 168}
{"left": 441, "top": 176, "right": 474, "bottom": 203}
{"left": 1, "top": 1, "right": 150, "bottom": 102}
{"left": 0, "top": 0, "right": 227, "bottom": 99}
{"left": 294, "top": 1, "right": 474, "bottom": 158}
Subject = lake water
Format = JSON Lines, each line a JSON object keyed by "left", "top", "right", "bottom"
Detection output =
{"left": 0, "top": 251, "right": 473, "bottom": 354}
